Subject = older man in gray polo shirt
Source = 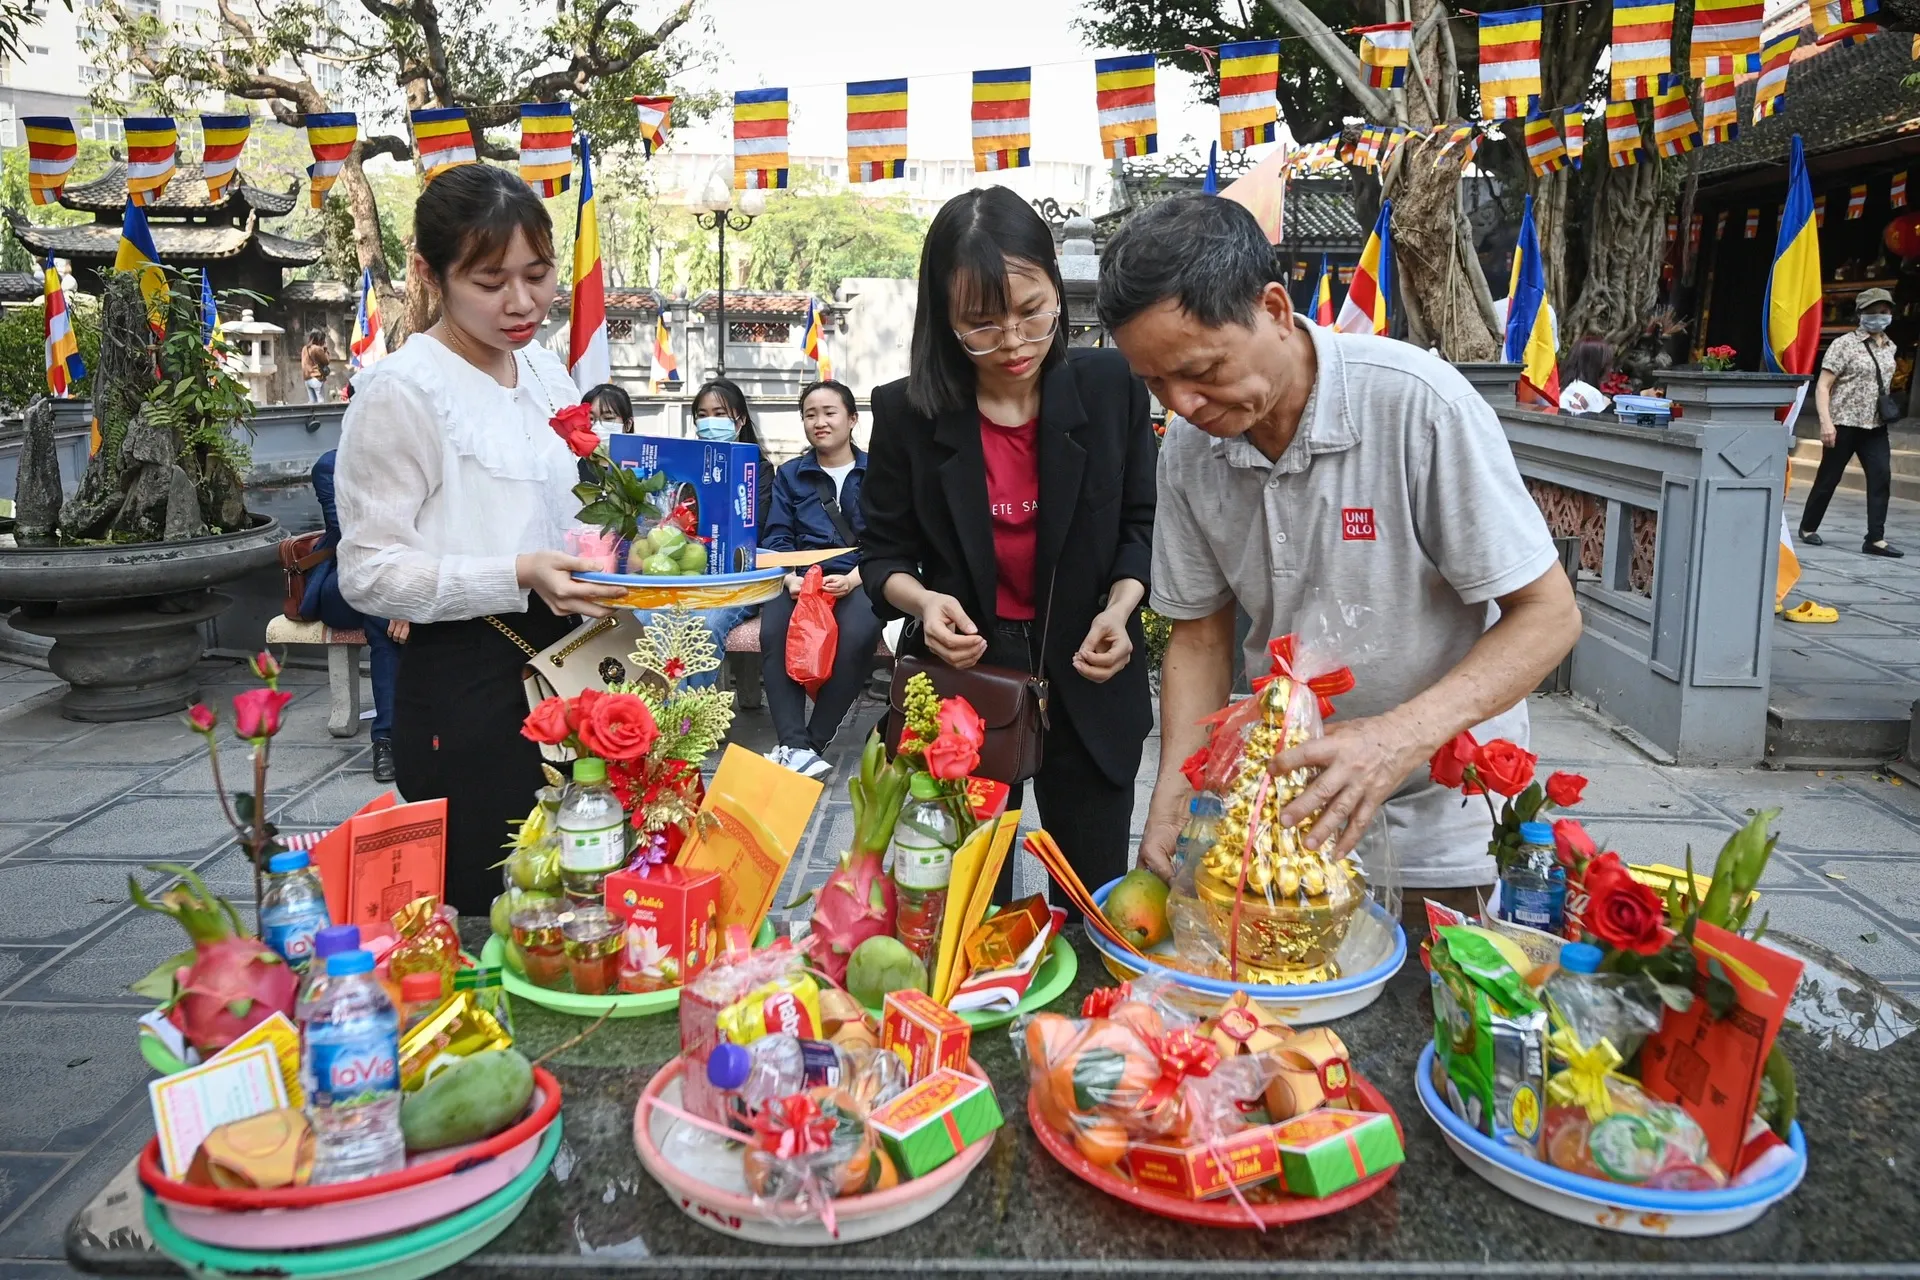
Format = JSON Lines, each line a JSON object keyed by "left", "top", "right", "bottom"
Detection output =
{"left": 1098, "top": 196, "right": 1582, "bottom": 900}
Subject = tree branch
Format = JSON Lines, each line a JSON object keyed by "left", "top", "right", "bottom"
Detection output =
{"left": 360, "top": 132, "right": 413, "bottom": 162}
{"left": 1256, "top": 0, "right": 1392, "bottom": 119}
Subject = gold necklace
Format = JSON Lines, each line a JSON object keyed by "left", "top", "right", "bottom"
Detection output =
{"left": 437, "top": 321, "right": 517, "bottom": 388}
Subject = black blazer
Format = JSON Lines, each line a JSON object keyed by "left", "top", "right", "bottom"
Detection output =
{"left": 859, "top": 347, "right": 1157, "bottom": 786}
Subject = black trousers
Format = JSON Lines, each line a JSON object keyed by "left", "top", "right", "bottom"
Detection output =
{"left": 758, "top": 583, "right": 885, "bottom": 754}
{"left": 393, "top": 603, "right": 573, "bottom": 918}
{"left": 980, "top": 620, "right": 1135, "bottom": 907}
{"left": 1800, "top": 424, "right": 1892, "bottom": 545}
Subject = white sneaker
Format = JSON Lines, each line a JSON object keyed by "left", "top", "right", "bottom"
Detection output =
{"left": 788, "top": 748, "right": 833, "bottom": 780}
{"left": 764, "top": 745, "right": 793, "bottom": 769}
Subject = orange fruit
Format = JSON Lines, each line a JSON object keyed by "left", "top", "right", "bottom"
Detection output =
{"left": 1074, "top": 1121, "right": 1131, "bottom": 1167}
{"left": 1109, "top": 1001, "right": 1166, "bottom": 1041}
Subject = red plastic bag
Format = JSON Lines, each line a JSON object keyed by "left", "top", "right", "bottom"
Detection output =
{"left": 785, "top": 565, "right": 839, "bottom": 697}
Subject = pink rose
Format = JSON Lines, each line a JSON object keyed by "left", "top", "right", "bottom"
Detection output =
{"left": 232, "top": 688, "right": 295, "bottom": 739}
{"left": 185, "top": 703, "right": 216, "bottom": 734}
{"left": 249, "top": 650, "right": 280, "bottom": 682}
{"left": 935, "top": 697, "right": 986, "bottom": 751}
{"left": 924, "top": 731, "right": 980, "bottom": 782}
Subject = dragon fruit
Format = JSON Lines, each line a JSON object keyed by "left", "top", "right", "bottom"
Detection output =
{"left": 130, "top": 864, "right": 298, "bottom": 1056}
{"left": 793, "top": 731, "right": 906, "bottom": 984}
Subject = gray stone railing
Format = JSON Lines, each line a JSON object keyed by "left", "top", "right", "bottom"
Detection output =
{"left": 1477, "top": 367, "right": 1802, "bottom": 763}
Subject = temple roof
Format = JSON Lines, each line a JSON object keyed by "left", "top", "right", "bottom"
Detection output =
{"left": 1282, "top": 179, "right": 1366, "bottom": 250}
{"left": 58, "top": 162, "right": 300, "bottom": 217}
{"left": 7, "top": 211, "right": 323, "bottom": 266}
{"left": 279, "top": 279, "right": 354, "bottom": 303}
{"left": 689, "top": 291, "right": 816, "bottom": 317}
{"left": 0, "top": 272, "right": 42, "bottom": 304}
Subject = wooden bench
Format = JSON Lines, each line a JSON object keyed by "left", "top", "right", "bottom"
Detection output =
{"left": 722, "top": 620, "right": 892, "bottom": 710}
{"left": 262, "top": 616, "right": 366, "bottom": 738}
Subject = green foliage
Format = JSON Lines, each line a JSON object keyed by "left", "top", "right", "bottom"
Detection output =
{"left": 150, "top": 269, "right": 256, "bottom": 476}
{"left": 1141, "top": 607, "right": 1173, "bottom": 672}
{"left": 0, "top": 295, "right": 103, "bottom": 414}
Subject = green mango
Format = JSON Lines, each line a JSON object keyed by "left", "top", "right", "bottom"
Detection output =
{"left": 400, "top": 1049, "right": 536, "bottom": 1152}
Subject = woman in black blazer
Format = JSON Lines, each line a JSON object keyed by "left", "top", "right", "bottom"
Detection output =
{"left": 860, "top": 186, "right": 1157, "bottom": 895}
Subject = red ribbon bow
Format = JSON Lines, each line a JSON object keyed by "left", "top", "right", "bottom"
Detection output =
{"left": 1250, "top": 633, "right": 1356, "bottom": 720}
{"left": 748, "top": 1094, "right": 835, "bottom": 1161}
{"left": 1080, "top": 984, "right": 1133, "bottom": 1020}
{"left": 1140, "top": 1028, "right": 1221, "bottom": 1111}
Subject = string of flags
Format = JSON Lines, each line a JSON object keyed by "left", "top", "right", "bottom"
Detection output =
{"left": 305, "top": 112, "right": 358, "bottom": 209}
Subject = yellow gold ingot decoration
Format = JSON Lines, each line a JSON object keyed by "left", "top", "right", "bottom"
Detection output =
{"left": 1197, "top": 677, "right": 1364, "bottom": 984}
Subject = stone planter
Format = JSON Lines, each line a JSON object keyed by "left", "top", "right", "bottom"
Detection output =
{"left": 1453, "top": 362, "right": 1522, "bottom": 404}
{"left": 1659, "top": 370, "right": 1808, "bottom": 424}
{"left": 0, "top": 516, "right": 283, "bottom": 721}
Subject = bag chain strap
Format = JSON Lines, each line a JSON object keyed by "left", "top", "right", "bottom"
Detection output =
{"left": 485, "top": 614, "right": 540, "bottom": 659}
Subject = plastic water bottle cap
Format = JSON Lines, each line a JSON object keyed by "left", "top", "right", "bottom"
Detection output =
{"left": 327, "top": 949, "right": 375, "bottom": 976}
{"left": 1518, "top": 821, "right": 1555, "bottom": 847}
{"left": 707, "top": 1042, "right": 751, "bottom": 1091}
{"left": 313, "top": 925, "right": 361, "bottom": 958}
{"left": 267, "top": 850, "right": 311, "bottom": 873}
{"left": 573, "top": 756, "right": 608, "bottom": 785}
{"left": 908, "top": 772, "right": 945, "bottom": 801}
{"left": 400, "top": 971, "right": 445, "bottom": 1002}
{"left": 1559, "top": 942, "right": 1604, "bottom": 973}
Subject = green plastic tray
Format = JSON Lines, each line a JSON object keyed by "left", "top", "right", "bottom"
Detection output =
{"left": 482, "top": 919, "right": 777, "bottom": 1018}
{"left": 860, "top": 932, "right": 1078, "bottom": 1031}
{"left": 143, "top": 1117, "right": 560, "bottom": 1279}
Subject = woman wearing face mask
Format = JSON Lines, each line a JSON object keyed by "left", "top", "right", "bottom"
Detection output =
{"left": 1801, "top": 288, "right": 1904, "bottom": 558}
{"left": 583, "top": 382, "right": 633, "bottom": 435}
{"left": 335, "top": 164, "right": 623, "bottom": 916}
{"left": 861, "top": 186, "right": 1158, "bottom": 898}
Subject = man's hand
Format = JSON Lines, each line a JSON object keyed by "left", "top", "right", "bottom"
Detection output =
{"left": 1072, "top": 608, "right": 1133, "bottom": 682}
{"left": 1136, "top": 809, "right": 1184, "bottom": 880}
{"left": 1270, "top": 712, "right": 1426, "bottom": 859}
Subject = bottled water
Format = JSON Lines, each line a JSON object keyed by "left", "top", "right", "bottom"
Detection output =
{"left": 260, "top": 851, "right": 332, "bottom": 973}
{"left": 301, "top": 948, "right": 405, "bottom": 1184}
{"left": 1498, "top": 821, "right": 1568, "bottom": 934}
{"left": 706, "top": 1033, "right": 807, "bottom": 1118}
{"left": 890, "top": 774, "right": 959, "bottom": 967}
{"left": 294, "top": 924, "right": 362, "bottom": 1028}
{"left": 558, "top": 757, "right": 628, "bottom": 904}
{"left": 1170, "top": 793, "right": 1224, "bottom": 893}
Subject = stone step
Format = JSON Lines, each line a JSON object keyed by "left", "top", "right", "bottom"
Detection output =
{"left": 1789, "top": 438, "right": 1920, "bottom": 503}
{"left": 1766, "top": 689, "right": 1916, "bottom": 767}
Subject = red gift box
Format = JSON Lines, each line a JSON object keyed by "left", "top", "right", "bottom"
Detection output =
{"left": 604, "top": 865, "right": 721, "bottom": 991}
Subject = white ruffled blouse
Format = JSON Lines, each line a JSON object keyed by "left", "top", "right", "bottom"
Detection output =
{"left": 335, "top": 333, "right": 583, "bottom": 624}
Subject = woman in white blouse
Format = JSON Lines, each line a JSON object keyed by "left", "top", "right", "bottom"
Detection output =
{"left": 335, "top": 164, "right": 622, "bottom": 915}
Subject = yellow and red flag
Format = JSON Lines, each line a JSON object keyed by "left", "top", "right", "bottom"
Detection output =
{"left": 519, "top": 102, "right": 574, "bottom": 198}
{"left": 1847, "top": 184, "right": 1868, "bottom": 219}
{"left": 1651, "top": 82, "right": 1699, "bottom": 157}
{"left": 1690, "top": 0, "right": 1763, "bottom": 76}
{"left": 124, "top": 117, "right": 178, "bottom": 205}
{"left": 305, "top": 112, "right": 357, "bottom": 208}
{"left": 1503, "top": 194, "right": 1559, "bottom": 407}
{"left": 803, "top": 297, "right": 830, "bottom": 380}
{"left": 1334, "top": 201, "right": 1393, "bottom": 337}
{"left": 1752, "top": 30, "right": 1798, "bottom": 123}
{"left": 569, "top": 134, "right": 609, "bottom": 391}
{"left": 1563, "top": 108, "right": 1585, "bottom": 167}
{"left": 1894, "top": 171, "right": 1908, "bottom": 208}
{"left": 42, "top": 255, "right": 85, "bottom": 398}
{"left": 24, "top": 116, "right": 79, "bottom": 206}
{"left": 651, "top": 313, "right": 680, "bottom": 391}
{"left": 1606, "top": 100, "right": 1645, "bottom": 168}
{"left": 1217, "top": 40, "right": 1279, "bottom": 151}
{"left": 1765, "top": 135, "right": 1821, "bottom": 607}
{"left": 632, "top": 95, "right": 672, "bottom": 157}
{"left": 1524, "top": 114, "right": 1567, "bottom": 176}
{"left": 1312, "top": 256, "right": 1335, "bottom": 325}
{"left": 199, "top": 114, "right": 250, "bottom": 199}
{"left": 1094, "top": 54, "right": 1157, "bottom": 159}
{"left": 1811, "top": 0, "right": 1877, "bottom": 46}
{"left": 1354, "top": 22, "right": 1413, "bottom": 90}
{"left": 972, "top": 68, "right": 1031, "bottom": 172}
{"left": 1610, "top": 0, "right": 1674, "bottom": 99}
{"left": 847, "top": 78, "right": 908, "bottom": 181}
{"left": 410, "top": 108, "right": 476, "bottom": 180}
{"left": 1700, "top": 77, "right": 1739, "bottom": 146}
{"left": 1478, "top": 8, "right": 1543, "bottom": 119}
{"left": 734, "top": 88, "right": 791, "bottom": 190}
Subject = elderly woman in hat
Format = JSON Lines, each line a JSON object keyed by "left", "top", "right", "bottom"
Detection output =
{"left": 1800, "top": 286, "right": 1903, "bottom": 558}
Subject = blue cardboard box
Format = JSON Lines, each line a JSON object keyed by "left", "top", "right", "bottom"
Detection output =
{"left": 606, "top": 436, "right": 760, "bottom": 575}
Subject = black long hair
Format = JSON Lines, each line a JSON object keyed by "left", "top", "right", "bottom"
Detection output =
{"left": 906, "top": 187, "right": 1068, "bottom": 417}
{"left": 693, "top": 377, "right": 760, "bottom": 446}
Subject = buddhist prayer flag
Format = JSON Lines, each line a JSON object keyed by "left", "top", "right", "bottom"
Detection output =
{"left": 114, "top": 198, "right": 167, "bottom": 333}
{"left": 305, "top": 111, "right": 357, "bottom": 209}
{"left": 1811, "top": 0, "right": 1877, "bottom": 45}
{"left": 651, "top": 313, "right": 679, "bottom": 389}
{"left": 1312, "top": 255, "right": 1335, "bottom": 325}
{"left": 1094, "top": 54, "right": 1157, "bottom": 159}
{"left": 350, "top": 266, "right": 385, "bottom": 372}
{"left": 1745, "top": 208, "right": 1761, "bottom": 237}
{"left": 1504, "top": 195, "right": 1559, "bottom": 407}
{"left": 1752, "top": 30, "right": 1796, "bottom": 122}
{"left": 847, "top": 78, "right": 909, "bottom": 181}
{"left": 124, "top": 117, "right": 178, "bottom": 205}
{"left": 1524, "top": 114, "right": 1567, "bottom": 176}
{"left": 971, "top": 68, "right": 1031, "bottom": 172}
{"left": 1690, "top": 213, "right": 1704, "bottom": 249}
{"left": 1335, "top": 200, "right": 1393, "bottom": 336}
{"left": 1458, "top": 130, "right": 1483, "bottom": 171}
{"left": 1894, "top": 171, "right": 1908, "bottom": 207}
{"left": 569, "top": 133, "right": 609, "bottom": 391}
{"left": 1765, "top": 134, "right": 1822, "bottom": 378}
{"left": 1606, "top": 100, "right": 1645, "bottom": 167}
{"left": 1611, "top": 0, "right": 1674, "bottom": 99}
{"left": 1652, "top": 82, "right": 1699, "bottom": 156}
{"left": 803, "top": 296, "right": 829, "bottom": 379}
{"left": 1434, "top": 121, "right": 1472, "bottom": 166}
{"left": 1355, "top": 22, "right": 1413, "bottom": 89}
{"left": 1217, "top": 40, "right": 1279, "bottom": 150}
{"left": 1478, "top": 8, "right": 1543, "bottom": 119}
{"left": 734, "top": 88, "right": 790, "bottom": 189}
{"left": 1700, "top": 76, "right": 1739, "bottom": 145}
{"left": 632, "top": 95, "right": 672, "bottom": 157}
{"left": 1563, "top": 107, "right": 1585, "bottom": 166}
{"left": 410, "top": 108, "right": 475, "bottom": 180}
{"left": 198, "top": 114, "right": 249, "bottom": 199}
{"left": 1848, "top": 184, "right": 1868, "bottom": 218}
{"left": 24, "top": 116, "right": 78, "bottom": 205}
{"left": 200, "top": 269, "right": 217, "bottom": 345}
{"left": 1717, "top": 209, "right": 1730, "bottom": 237}
{"left": 1690, "top": 0, "right": 1763, "bottom": 75}
{"left": 518, "top": 102, "right": 574, "bottom": 198}
{"left": 42, "top": 255, "right": 85, "bottom": 398}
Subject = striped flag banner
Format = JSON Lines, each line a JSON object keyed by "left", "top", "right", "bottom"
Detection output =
{"left": 410, "top": 107, "right": 476, "bottom": 180}
{"left": 1745, "top": 208, "right": 1761, "bottom": 237}
{"left": 1666, "top": 214, "right": 1678, "bottom": 242}
{"left": 124, "top": 116, "right": 178, "bottom": 205}
{"left": 1847, "top": 184, "right": 1868, "bottom": 218}
{"left": 199, "top": 114, "right": 250, "bottom": 199}
{"left": 1700, "top": 76, "right": 1739, "bottom": 146}
{"left": 1611, "top": 0, "right": 1674, "bottom": 99}
{"left": 632, "top": 95, "right": 673, "bottom": 157}
{"left": 1811, "top": 0, "right": 1877, "bottom": 44}
{"left": 1458, "top": 130, "right": 1483, "bottom": 171}
{"left": 1217, "top": 39, "right": 1279, "bottom": 151}
{"left": 1381, "top": 124, "right": 1414, "bottom": 168}
{"left": 847, "top": 78, "right": 908, "bottom": 181}
{"left": 734, "top": 87, "right": 791, "bottom": 189}
{"left": 972, "top": 67, "right": 1031, "bottom": 172}
{"left": 1651, "top": 82, "right": 1699, "bottom": 157}
{"left": 305, "top": 112, "right": 357, "bottom": 209}
{"left": 1094, "top": 54, "right": 1157, "bottom": 159}
{"left": 1691, "top": 0, "right": 1763, "bottom": 76}
{"left": 1434, "top": 121, "right": 1473, "bottom": 166}
{"left": 1354, "top": 22, "right": 1413, "bottom": 90}
{"left": 1563, "top": 107, "right": 1585, "bottom": 167}
{"left": 1690, "top": 213, "right": 1704, "bottom": 249}
{"left": 1478, "top": 8, "right": 1543, "bottom": 119}
{"left": 519, "top": 102, "right": 574, "bottom": 198}
{"left": 1752, "top": 29, "right": 1797, "bottom": 123}
{"left": 24, "top": 116, "right": 79, "bottom": 205}
{"left": 43, "top": 255, "right": 85, "bottom": 398}
{"left": 1893, "top": 170, "right": 1908, "bottom": 208}
{"left": 1606, "top": 100, "right": 1645, "bottom": 167}
{"left": 1524, "top": 114, "right": 1566, "bottom": 175}
{"left": 1338, "top": 265, "right": 1356, "bottom": 285}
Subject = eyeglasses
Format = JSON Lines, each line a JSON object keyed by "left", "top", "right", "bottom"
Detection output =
{"left": 953, "top": 310, "right": 1061, "bottom": 356}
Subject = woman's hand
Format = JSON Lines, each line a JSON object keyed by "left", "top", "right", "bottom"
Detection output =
{"left": 785, "top": 572, "right": 805, "bottom": 597}
{"left": 516, "top": 551, "right": 624, "bottom": 618}
{"left": 1072, "top": 607, "right": 1133, "bottom": 683}
{"left": 920, "top": 592, "right": 987, "bottom": 667}
{"left": 1820, "top": 422, "right": 1838, "bottom": 447}
{"left": 387, "top": 619, "right": 410, "bottom": 644}
{"left": 823, "top": 567, "right": 861, "bottom": 598}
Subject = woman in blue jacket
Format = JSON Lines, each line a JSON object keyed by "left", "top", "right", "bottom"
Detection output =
{"left": 758, "top": 380, "right": 883, "bottom": 779}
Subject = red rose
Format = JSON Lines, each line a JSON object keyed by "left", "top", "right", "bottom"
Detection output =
{"left": 185, "top": 703, "right": 217, "bottom": 734}
{"left": 1545, "top": 770, "right": 1587, "bottom": 807}
{"left": 936, "top": 697, "right": 986, "bottom": 750}
{"left": 1552, "top": 818, "right": 1596, "bottom": 868}
{"left": 1473, "top": 739, "right": 1537, "bottom": 797}
{"left": 1428, "top": 731, "right": 1479, "bottom": 790}
{"left": 549, "top": 403, "right": 601, "bottom": 458}
{"left": 1580, "top": 852, "right": 1666, "bottom": 955}
{"left": 570, "top": 688, "right": 601, "bottom": 734}
{"left": 924, "top": 731, "right": 980, "bottom": 781}
{"left": 576, "top": 692, "right": 660, "bottom": 763}
{"left": 232, "top": 688, "right": 295, "bottom": 739}
{"left": 522, "top": 696, "right": 573, "bottom": 746}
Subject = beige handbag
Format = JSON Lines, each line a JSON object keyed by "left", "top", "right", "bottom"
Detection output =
{"left": 492, "top": 612, "right": 651, "bottom": 764}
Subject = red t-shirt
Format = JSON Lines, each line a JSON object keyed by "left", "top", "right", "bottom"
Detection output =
{"left": 978, "top": 413, "right": 1039, "bottom": 620}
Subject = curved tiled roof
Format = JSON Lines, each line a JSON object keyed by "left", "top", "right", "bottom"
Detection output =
{"left": 1282, "top": 179, "right": 1366, "bottom": 249}
{"left": 1698, "top": 35, "right": 1920, "bottom": 179}
{"left": 689, "top": 290, "right": 815, "bottom": 316}
{"left": 0, "top": 272, "right": 42, "bottom": 303}
{"left": 59, "top": 162, "right": 300, "bottom": 217}
{"left": 8, "top": 211, "right": 321, "bottom": 266}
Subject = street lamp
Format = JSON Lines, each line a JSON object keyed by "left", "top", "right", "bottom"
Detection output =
{"left": 691, "top": 163, "right": 764, "bottom": 377}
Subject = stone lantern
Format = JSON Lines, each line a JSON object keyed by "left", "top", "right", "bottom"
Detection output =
{"left": 1058, "top": 214, "right": 1103, "bottom": 346}
{"left": 219, "top": 309, "right": 287, "bottom": 404}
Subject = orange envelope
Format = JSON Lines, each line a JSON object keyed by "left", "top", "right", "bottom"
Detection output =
{"left": 673, "top": 745, "right": 823, "bottom": 933}
{"left": 306, "top": 794, "right": 447, "bottom": 932}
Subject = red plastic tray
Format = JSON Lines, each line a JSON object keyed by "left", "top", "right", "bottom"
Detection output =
{"left": 140, "top": 1065, "right": 562, "bottom": 1211}
{"left": 1026, "top": 1069, "right": 1403, "bottom": 1227}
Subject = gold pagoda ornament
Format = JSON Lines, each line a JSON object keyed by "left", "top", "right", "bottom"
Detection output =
{"left": 1193, "top": 676, "right": 1364, "bottom": 984}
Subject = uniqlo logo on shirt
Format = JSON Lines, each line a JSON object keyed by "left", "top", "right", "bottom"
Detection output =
{"left": 1342, "top": 508, "right": 1376, "bottom": 541}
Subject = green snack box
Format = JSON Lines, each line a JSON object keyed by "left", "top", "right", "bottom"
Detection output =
{"left": 868, "top": 1068, "right": 1003, "bottom": 1180}
{"left": 1429, "top": 926, "right": 1548, "bottom": 1156}
{"left": 1273, "top": 1108, "right": 1405, "bottom": 1198}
